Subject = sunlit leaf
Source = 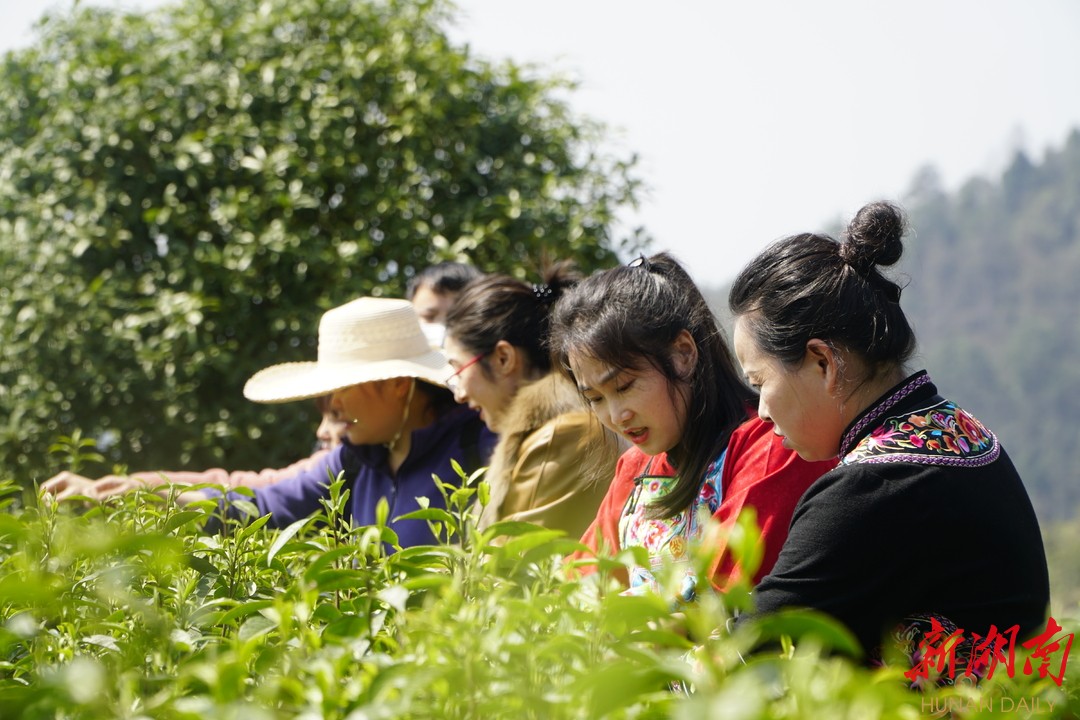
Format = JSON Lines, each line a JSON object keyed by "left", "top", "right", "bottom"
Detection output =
{"left": 266, "top": 516, "right": 312, "bottom": 565}
{"left": 238, "top": 614, "right": 278, "bottom": 642}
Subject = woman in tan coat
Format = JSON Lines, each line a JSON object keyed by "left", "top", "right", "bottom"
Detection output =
{"left": 443, "top": 263, "right": 621, "bottom": 538}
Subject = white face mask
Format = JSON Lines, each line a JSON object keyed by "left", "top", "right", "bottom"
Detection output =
{"left": 420, "top": 321, "right": 447, "bottom": 349}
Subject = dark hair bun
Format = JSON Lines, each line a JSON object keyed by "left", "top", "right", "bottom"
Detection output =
{"left": 841, "top": 201, "right": 906, "bottom": 271}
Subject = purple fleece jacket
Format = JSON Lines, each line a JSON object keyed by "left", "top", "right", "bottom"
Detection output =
{"left": 213, "top": 406, "right": 495, "bottom": 548}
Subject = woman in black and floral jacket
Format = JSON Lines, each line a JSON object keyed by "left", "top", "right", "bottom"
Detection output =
{"left": 728, "top": 201, "right": 1049, "bottom": 661}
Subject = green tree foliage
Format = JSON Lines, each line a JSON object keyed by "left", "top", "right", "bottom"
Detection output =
{"left": 899, "top": 130, "right": 1080, "bottom": 523}
{"left": 0, "top": 0, "right": 645, "bottom": 483}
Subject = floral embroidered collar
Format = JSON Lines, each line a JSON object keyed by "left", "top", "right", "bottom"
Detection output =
{"left": 839, "top": 371, "right": 1000, "bottom": 468}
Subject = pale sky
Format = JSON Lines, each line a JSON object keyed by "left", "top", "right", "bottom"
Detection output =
{"left": 5, "top": 0, "right": 1080, "bottom": 284}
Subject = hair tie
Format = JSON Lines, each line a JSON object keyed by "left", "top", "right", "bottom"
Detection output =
{"left": 840, "top": 248, "right": 901, "bottom": 303}
{"left": 532, "top": 283, "right": 553, "bottom": 302}
{"left": 839, "top": 245, "right": 873, "bottom": 277}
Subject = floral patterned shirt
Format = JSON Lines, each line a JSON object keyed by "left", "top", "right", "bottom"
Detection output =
{"left": 618, "top": 451, "right": 725, "bottom": 604}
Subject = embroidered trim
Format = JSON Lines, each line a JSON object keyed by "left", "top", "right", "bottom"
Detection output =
{"left": 618, "top": 451, "right": 726, "bottom": 606}
{"left": 840, "top": 372, "right": 932, "bottom": 455}
{"left": 842, "top": 400, "right": 1000, "bottom": 468}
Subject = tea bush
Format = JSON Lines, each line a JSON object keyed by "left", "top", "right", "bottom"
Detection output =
{"left": 1, "top": 468, "right": 1077, "bottom": 718}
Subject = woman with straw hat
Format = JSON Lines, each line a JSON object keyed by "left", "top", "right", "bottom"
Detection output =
{"left": 218, "top": 296, "right": 495, "bottom": 547}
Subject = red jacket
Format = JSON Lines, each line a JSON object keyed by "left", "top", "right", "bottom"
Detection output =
{"left": 572, "top": 414, "right": 836, "bottom": 589}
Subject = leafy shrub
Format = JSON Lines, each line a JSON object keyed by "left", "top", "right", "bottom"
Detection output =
{"left": 1, "top": 468, "right": 1076, "bottom": 719}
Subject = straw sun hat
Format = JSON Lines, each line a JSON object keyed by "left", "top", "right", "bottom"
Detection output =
{"left": 243, "top": 297, "right": 453, "bottom": 404}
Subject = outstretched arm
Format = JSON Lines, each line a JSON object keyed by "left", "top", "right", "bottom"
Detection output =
{"left": 41, "top": 471, "right": 206, "bottom": 506}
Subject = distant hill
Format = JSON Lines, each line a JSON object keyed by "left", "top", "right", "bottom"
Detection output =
{"left": 706, "top": 129, "right": 1080, "bottom": 523}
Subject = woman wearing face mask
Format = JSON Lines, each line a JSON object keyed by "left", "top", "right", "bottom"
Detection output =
{"left": 442, "top": 263, "right": 620, "bottom": 539}
{"left": 728, "top": 201, "right": 1049, "bottom": 658}
{"left": 407, "top": 260, "right": 482, "bottom": 346}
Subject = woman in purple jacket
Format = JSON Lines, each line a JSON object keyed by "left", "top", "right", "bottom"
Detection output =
{"left": 224, "top": 296, "right": 496, "bottom": 547}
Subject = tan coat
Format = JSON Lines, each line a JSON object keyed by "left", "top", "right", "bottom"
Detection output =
{"left": 478, "top": 373, "right": 621, "bottom": 539}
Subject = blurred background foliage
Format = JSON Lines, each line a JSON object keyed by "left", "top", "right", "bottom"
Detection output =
{"left": 901, "top": 135, "right": 1080, "bottom": 618}
{"left": 898, "top": 132, "right": 1080, "bottom": 525}
{"left": 0, "top": 0, "right": 647, "bottom": 482}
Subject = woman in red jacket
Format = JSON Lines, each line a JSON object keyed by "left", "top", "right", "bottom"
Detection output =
{"left": 549, "top": 253, "right": 835, "bottom": 599}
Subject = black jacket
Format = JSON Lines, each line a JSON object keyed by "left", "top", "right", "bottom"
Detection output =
{"left": 750, "top": 371, "right": 1050, "bottom": 657}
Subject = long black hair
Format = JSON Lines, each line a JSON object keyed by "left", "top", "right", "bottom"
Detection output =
{"left": 728, "top": 201, "right": 915, "bottom": 380}
{"left": 549, "top": 253, "right": 754, "bottom": 519}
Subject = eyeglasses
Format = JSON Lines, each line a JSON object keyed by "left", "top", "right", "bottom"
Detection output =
{"left": 446, "top": 352, "right": 486, "bottom": 392}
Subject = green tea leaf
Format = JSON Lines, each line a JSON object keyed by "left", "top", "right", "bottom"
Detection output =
{"left": 266, "top": 516, "right": 313, "bottom": 565}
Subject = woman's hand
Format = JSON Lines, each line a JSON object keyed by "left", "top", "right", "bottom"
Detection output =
{"left": 42, "top": 471, "right": 206, "bottom": 509}
{"left": 40, "top": 471, "right": 99, "bottom": 501}
{"left": 41, "top": 472, "right": 148, "bottom": 501}
{"left": 91, "top": 475, "right": 151, "bottom": 499}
